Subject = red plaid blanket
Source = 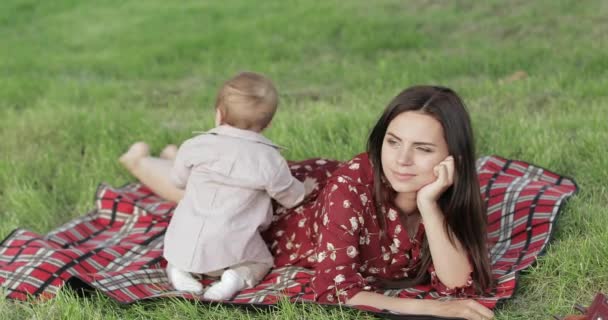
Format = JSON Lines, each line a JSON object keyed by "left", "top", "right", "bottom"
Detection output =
{"left": 0, "top": 155, "right": 577, "bottom": 318}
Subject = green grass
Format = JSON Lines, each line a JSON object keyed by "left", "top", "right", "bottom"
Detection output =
{"left": 0, "top": 0, "right": 606, "bottom": 319}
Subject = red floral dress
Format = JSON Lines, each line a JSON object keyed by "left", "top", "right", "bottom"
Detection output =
{"left": 263, "top": 153, "right": 473, "bottom": 303}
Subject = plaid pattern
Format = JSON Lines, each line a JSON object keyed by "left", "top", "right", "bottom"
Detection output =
{"left": 0, "top": 155, "right": 577, "bottom": 317}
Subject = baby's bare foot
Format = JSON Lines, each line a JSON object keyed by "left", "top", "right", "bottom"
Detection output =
{"left": 160, "top": 144, "right": 178, "bottom": 160}
{"left": 119, "top": 142, "right": 150, "bottom": 170}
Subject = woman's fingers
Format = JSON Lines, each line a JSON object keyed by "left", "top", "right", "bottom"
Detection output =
{"left": 435, "top": 162, "right": 450, "bottom": 187}
{"left": 444, "top": 156, "right": 454, "bottom": 185}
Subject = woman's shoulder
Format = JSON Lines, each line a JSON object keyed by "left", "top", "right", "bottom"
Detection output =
{"left": 328, "top": 152, "right": 374, "bottom": 187}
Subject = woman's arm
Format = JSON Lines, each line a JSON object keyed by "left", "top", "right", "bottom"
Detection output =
{"left": 347, "top": 291, "right": 494, "bottom": 320}
{"left": 419, "top": 202, "right": 472, "bottom": 288}
{"left": 416, "top": 156, "right": 472, "bottom": 289}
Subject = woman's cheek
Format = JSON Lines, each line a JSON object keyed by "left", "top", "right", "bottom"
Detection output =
{"left": 417, "top": 170, "right": 436, "bottom": 187}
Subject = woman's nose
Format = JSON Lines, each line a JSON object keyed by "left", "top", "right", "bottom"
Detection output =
{"left": 396, "top": 148, "right": 413, "bottom": 166}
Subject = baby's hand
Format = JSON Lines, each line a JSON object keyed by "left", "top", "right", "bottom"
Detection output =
{"left": 303, "top": 177, "right": 318, "bottom": 196}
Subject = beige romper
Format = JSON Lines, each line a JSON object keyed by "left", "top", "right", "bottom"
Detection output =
{"left": 163, "top": 125, "right": 305, "bottom": 287}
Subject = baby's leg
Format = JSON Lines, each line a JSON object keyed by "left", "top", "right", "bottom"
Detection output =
{"left": 203, "top": 262, "right": 272, "bottom": 300}
{"left": 231, "top": 261, "right": 272, "bottom": 288}
{"left": 166, "top": 263, "right": 203, "bottom": 294}
{"left": 119, "top": 142, "right": 185, "bottom": 202}
{"left": 160, "top": 144, "right": 178, "bottom": 160}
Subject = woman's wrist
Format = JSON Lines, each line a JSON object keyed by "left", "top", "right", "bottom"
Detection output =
{"left": 416, "top": 199, "right": 440, "bottom": 216}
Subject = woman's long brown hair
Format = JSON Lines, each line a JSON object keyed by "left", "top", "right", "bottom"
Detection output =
{"left": 367, "top": 85, "right": 493, "bottom": 293}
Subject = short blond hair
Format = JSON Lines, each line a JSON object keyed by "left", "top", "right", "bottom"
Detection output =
{"left": 215, "top": 71, "right": 278, "bottom": 131}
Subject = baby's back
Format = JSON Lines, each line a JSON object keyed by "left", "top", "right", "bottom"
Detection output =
{"left": 175, "top": 132, "right": 283, "bottom": 232}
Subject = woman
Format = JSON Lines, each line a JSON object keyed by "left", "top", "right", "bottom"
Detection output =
{"left": 120, "top": 85, "right": 495, "bottom": 319}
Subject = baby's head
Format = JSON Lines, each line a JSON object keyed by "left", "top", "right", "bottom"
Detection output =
{"left": 214, "top": 71, "right": 278, "bottom": 132}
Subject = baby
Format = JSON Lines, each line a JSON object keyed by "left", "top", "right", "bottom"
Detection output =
{"left": 163, "top": 71, "right": 310, "bottom": 300}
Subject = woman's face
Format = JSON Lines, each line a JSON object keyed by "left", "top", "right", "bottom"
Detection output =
{"left": 380, "top": 111, "right": 450, "bottom": 193}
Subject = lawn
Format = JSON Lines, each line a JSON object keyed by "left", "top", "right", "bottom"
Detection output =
{"left": 0, "top": 0, "right": 607, "bottom": 319}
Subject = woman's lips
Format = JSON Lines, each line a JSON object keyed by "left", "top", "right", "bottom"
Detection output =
{"left": 392, "top": 171, "right": 416, "bottom": 181}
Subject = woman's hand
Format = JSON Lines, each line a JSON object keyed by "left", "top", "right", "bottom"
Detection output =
{"left": 429, "top": 299, "right": 494, "bottom": 320}
{"left": 416, "top": 155, "right": 454, "bottom": 208}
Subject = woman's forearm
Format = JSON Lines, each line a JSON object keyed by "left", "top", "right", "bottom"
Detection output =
{"left": 347, "top": 291, "right": 436, "bottom": 315}
{"left": 347, "top": 291, "right": 494, "bottom": 319}
{"left": 418, "top": 202, "right": 472, "bottom": 288}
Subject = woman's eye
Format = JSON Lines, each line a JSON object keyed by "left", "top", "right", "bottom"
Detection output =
{"left": 386, "top": 139, "right": 397, "bottom": 145}
{"left": 417, "top": 147, "right": 433, "bottom": 153}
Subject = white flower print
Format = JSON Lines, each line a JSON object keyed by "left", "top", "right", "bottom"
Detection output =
{"left": 317, "top": 251, "right": 327, "bottom": 262}
{"left": 337, "top": 176, "right": 345, "bottom": 183}
{"left": 336, "top": 265, "right": 345, "bottom": 271}
{"left": 316, "top": 159, "right": 328, "bottom": 165}
{"left": 394, "top": 225, "right": 402, "bottom": 234}
{"left": 359, "top": 193, "right": 368, "bottom": 206}
{"left": 360, "top": 229, "right": 371, "bottom": 245}
{"left": 348, "top": 185, "right": 357, "bottom": 193}
{"left": 290, "top": 165, "right": 301, "bottom": 170}
{"left": 389, "top": 242, "right": 399, "bottom": 254}
{"left": 298, "top": 218, "right": 307, "bottom": 228}
{"left": 313, "top": 222, "right": 319, "bottom": 233}
{"left": 369, "top": 267, "right": 380, "bottom": 274}
{"left": 388, "top": 209, "right": 398, "bottom": 221}
{"left": 323, "top": 214, "right": 329, "bottom": 226}
{"left": 326, "top": 242, "right": 337, "bottom": 260}
{"left": 308, "top": 253, "right": 317, "bottom": 263}
{"left": 331, "top": 184, "right": 338, "bottom": 192}
{"left": 327, "top": 294, "right": 335, "bottom": 302}
{"left": 348, "top": 162, "right": 360, "bottom": 170}
{"left": 392, "top": 237, "right": 401, "bottom": 248}
{"left": 383, "top": 252, "right": 391, "bottom": 261}
{"left": 349, "top": 217, "right": 358, "bottom": 231}
{"left": 334, "top": 274, "right": 345, "bottom": 284}
{"left": 289, "top": 253, "right": 298, "bottom": 261}
{"left": 343, "top": 200, "right": 351, "bottom": 208}
{"left": 346, "top": 246, "right": 358, "bottom": 258}
{"left": 304, "top": 165, "right": 312, "bottom": 171}
{"left": 285, "top": 233, "right": 296, "bottom": 250}
{"left": 275, "top": 230, "right": 284, "bottom": 237}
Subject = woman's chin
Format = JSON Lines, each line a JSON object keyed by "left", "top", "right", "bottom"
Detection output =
{"left": 388, "top": 181, "right": 421, "bottom": 194}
